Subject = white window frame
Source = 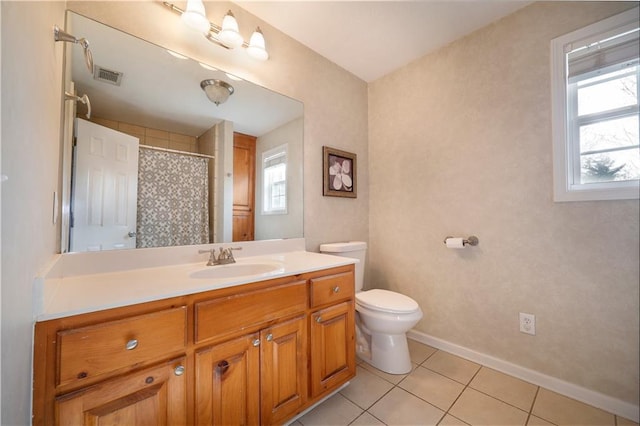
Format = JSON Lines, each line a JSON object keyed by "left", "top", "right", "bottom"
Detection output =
{"left": 261, "top": 144, "right": 288, "bottom": 215}
{"left": 551, "top": 7, "right": 639, "bottom": 202}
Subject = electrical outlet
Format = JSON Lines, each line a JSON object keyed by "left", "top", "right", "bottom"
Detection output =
{"left": 519, "top": 312, "right": 536, "bottom": 335}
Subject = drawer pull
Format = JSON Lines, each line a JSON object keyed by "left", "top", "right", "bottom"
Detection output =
{"left": 125, "top": 339, "right": 138, "bottom": 350}
{"left": 252, "top": 338, "right": 260, "bottom": 347}
{"left": 145, "top": 376, "right": 154, "bottom": 384}
{"left": 332, "top": 286, "right": 340, "bottom": 293}
{"left": 174, "top": 365, "right": 185, "bottom": 376}
{"left": 266, "top": 333, "right": 273, "bottom": 342}
{"left": 315, "top": 316, "right": 322, "bottom": 323}
{"left": 217, "top": 360, "right": 229, "bottom": 375}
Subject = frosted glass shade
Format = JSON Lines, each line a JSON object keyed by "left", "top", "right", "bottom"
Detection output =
{"left": 247, "top": 27, "right": 269, "bottom": 61}
{"left": 218, "top": 10, "right": 243, "bottom": 49}
{"left": 201, "top": 79, "right": 234, "bottom": 106}
{"left": 181, "top": 0, "right": 210, "bottom": 34}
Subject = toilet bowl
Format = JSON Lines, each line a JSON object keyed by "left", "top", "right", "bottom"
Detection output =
{"left": 319, "top": 242, "right": 423, "bottom": 374}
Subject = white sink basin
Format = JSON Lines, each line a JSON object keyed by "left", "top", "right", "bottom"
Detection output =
{"left": 189, "top": 262, "right": 284, "bottom": 280}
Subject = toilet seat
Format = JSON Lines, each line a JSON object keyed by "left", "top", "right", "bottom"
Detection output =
{"left": 356, "top": 289, "right": 419, "bottom": 314}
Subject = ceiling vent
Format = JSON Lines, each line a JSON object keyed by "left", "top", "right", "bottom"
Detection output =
{"left": 93, "top": 65, "right": 123, "bottom": 86}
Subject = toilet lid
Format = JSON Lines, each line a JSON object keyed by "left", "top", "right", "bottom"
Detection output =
{"left": 356, "top": 289, "right": 420, "bottom": 314}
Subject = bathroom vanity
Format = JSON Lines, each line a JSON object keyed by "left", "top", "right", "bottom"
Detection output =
{"left": 32, "top": 241, "right": 356, "bottom": 425}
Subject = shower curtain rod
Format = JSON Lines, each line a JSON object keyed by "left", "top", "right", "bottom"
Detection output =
{"left": 139, "top": 144, "right": 215, "bottom": 160}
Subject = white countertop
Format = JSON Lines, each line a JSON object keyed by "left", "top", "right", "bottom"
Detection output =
{"left": 34, "top": 240, "right": 356, "bottom": 321}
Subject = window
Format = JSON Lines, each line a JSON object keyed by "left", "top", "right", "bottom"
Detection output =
{"left": 551, "top": 8, "right": 639, "bottom": 201}
{"left": 262, "top": 144, "right": 288, "bottom": 214}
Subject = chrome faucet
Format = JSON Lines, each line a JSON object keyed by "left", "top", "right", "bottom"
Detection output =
{"left": 198, "top": 247, "right": 242, "bottom": 266}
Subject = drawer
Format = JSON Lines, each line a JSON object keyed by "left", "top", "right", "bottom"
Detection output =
{"left": 309, "top": 272, "right": 354, "bottom": 308}
{"left": 57, "top": 306, "right": 187, "bottom": 387}
{"left": 195, "top": 280, "right": 307, "bottom": 344}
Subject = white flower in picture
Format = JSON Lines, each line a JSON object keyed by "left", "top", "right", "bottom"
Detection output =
{"left": 329, "top": 157, "right": 353, "bottom": 190}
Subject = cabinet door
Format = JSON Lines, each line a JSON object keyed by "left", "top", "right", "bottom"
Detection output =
{"left": 55, "top": 357, "right": 187, "bottom": 425}
{"left": 261, "top": 316, "right": 307, "bottom": 425}
{"left": 310, "top": 301, "right": 356, "bottom": 397}
{"left": 195, "top": 333, "right": 260, "bottom": 426}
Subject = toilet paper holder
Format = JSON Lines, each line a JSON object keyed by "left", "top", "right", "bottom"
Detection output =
{"left": 443, "top": 236, "right": 479, "bottom": 246}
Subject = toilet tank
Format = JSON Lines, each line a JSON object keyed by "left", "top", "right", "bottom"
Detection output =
{"left": 319, "top": 241, "right": 367, "bottom": 292}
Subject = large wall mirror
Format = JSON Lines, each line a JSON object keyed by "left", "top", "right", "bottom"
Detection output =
{"left": 60, "top": 11, "right": 304, "bottom": 253}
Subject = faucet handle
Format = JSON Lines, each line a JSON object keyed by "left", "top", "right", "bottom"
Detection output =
{"left": 198, "top": 248, "right": 216, "bottom": 266}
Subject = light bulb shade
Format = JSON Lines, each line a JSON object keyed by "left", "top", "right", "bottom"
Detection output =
{"left": 181, "top": 0, "right": 210, "bottom": 33}
{"left": 218, "top": 10, "right": 243, "bottom": 49}
{"left": 247, "top": 27, "right": 269, "bottom": 61}
{"left": 201, "top": 79, "right": 234, "bottom": 106}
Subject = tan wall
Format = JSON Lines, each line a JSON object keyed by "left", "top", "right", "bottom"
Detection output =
{"left": 1, "top": 2, "right": 67, "bottom": 424}
{"left": 89, "top": 116, "right": 199, "bottom": 153}
{"left": 368, "top": 1, "right": 639, "bottom": 405}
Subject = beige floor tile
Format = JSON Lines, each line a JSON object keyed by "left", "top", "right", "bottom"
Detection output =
{"left": 422, "top": 350, "right": 481, "bottom": 385}
{"left": 358, "top": 359, "right": 413, "bottom": 384}
{"left": 531, "top": 389, "right": 615, "bottom": 426}
{"left": 298, "top": 393, "right": 363, "bottom": 426}
{"left": 469, "top": 367, "right": 538, "bottom": 411}
{"left": 438, "top": 413, "right": 471, "bottom": 425}
{"left": 616, "top": 417, "right": 639, "bottom": 426}
{"left": 408, "top": 339, "right": 437, "bottom": 365}
{"left": 527, "top": 415, "right": 556, "bottom": 425}
{"left": 399, "top": 365, "right": 465, "bottom": 411}
{"left": 368, "top": 387, "right": 445, "bottom": 425}
{"left": 350, "top": 411, "right": 386, "bottom": 425}
{"left": 449, "top": 388, "right": 529, "bottom": 425}
{"left": 340, "top": 366, "right": 394, "bottom": 409}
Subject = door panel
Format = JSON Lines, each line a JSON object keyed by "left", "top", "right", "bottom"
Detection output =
{"left": 261, "top": 316, "right": 307, "bottom": 424}
{"left": 55, "top": 357, "right": 186, "bottom": 426}
{"left": 310, "top": 302, "right": 356, "bottom": 397}
{"left": 71, "top": 118, "right": 139, "bottom": 251}
{"left": 195, "top": 333, "right": 260, "bottom": 425}
{"left": 232, "top": 133, "right": 256, "bottom": 241}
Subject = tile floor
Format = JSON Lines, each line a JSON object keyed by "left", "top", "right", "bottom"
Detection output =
{"left": 291, "top": 340, "right": 639, "bottom": 426}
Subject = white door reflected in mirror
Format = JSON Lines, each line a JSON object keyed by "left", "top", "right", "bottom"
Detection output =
{"left": 70, "top": 118, "right": 139, "bottom": 252}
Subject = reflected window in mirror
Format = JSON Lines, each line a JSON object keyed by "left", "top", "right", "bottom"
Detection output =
{"left": 262, "top": 144, "right": 288, "bottom": 214}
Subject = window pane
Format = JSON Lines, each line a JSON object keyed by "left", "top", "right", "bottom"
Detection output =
{"left": 580, "top": 148, "right": 640, "bottom": 183}
{"left": 579, "top": 115, "right": 639, "bottom": 153}
{"left": 578, "top": 68, "right": 637, "bottom": 116}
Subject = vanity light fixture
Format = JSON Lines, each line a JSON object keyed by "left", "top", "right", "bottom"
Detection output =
{"left": 180, "top": 0, "right": 210, "bottom": 34}
{"left": 201, "top": 79, "right": 234, "bottom": 106}
{"left": 163, "top": 2, "right": 269, "bottom": 61}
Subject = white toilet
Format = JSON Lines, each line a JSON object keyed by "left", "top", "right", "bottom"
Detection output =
{"left": 320, "top": 241, "right": 423, "bottom": 374}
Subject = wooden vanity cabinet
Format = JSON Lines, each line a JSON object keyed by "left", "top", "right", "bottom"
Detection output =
{"left": 33, "top": 264, "right": 355, "bottom": 426}
{"left": 308, "top": 271, "right": 356, "bottom": 398}
{"left": 55, "top": 356, "right": 187, "bottom": 425}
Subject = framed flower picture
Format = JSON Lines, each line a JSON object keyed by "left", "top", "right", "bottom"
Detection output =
{"left": 323, "top": 146, "right": 357, "bottom": 198}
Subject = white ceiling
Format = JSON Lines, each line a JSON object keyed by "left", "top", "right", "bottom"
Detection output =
{"left": 239, "top": 1, "right": 532, "bottom": 82}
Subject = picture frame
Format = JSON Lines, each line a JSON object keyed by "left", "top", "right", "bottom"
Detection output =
{"left": 323, "top": 146, "right": 357, "bottom": 198}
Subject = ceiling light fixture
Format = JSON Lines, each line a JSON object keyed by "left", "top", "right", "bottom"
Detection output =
{"left": 201, "top": 79, "right": 234, "bottom": 106}
{"left": 163, "top": 2, "right": 269, "bottom": 61}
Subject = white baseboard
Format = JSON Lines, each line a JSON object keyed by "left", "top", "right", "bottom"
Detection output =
{"left": 407, "top": 329, "right": 639, "bottom": 423}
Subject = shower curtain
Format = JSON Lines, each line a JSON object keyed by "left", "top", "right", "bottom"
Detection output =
{"left": 136, "top": 148, "right": 210, "bottom": 248}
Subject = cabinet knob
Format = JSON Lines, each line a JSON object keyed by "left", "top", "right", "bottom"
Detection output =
{"left": 174, "top": 365, "right": 185, "bottom": 376}
{"left": 266, "top": 333, "right": 273, "bottom": 342}
{"left": 125, "top": 339, "right": 138, "bottom": 350}
{"left": 315, "top": 316, "right": 322, "bottom": 323}
{"left": 332, "top": 286, "right": 340, "bottom": 293}
{"left": 252, "top": 338, "right": 261, "bottom": 347}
